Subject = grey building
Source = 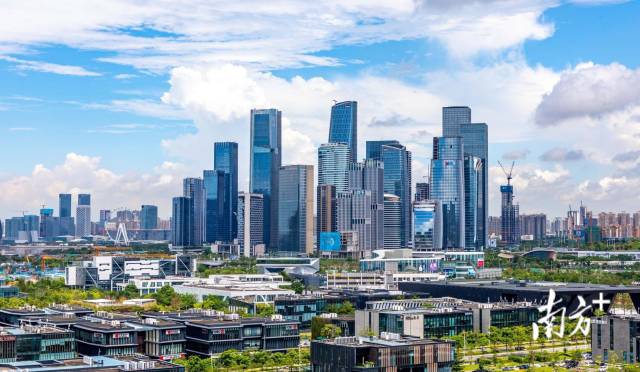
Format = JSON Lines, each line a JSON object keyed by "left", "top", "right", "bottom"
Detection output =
{"left": 328, "top": 101, "right": 357, "bottom": 161}
{"left": 277, "top": 165, "right": 314, "bottom": 255}
{"left": 250, "top": 109, "right": 282, "bottom": 251}
{"left": 238, "top": 192, "right": 264, "bottom": 257}
{"left": 140, "top": 205, "right": 158, "bottom": 230}
{"left": 501, "top": 184, "right": 519, "bottom": 245}
{"left": 464, "top": 155, "right": 481, "bottom": 249}
{"left": 383, "top": 194, "right": 401, "bottom": 249}
{"left": 172, "top": 196, "right": 192, "bottom": 247}
{"left": 442, "top": 106, "right": 471, "bottom": 136}
{"left": 76, "top": 194, "right": 91, "bottom": 237}
{"left": 461, "top": 122, "right": 488, "bottom": 250}
{"left": 337, "top": 190, "right": 373, "bottom": 256}
{"left": 316, "top": 184, "right": 337, "bottom": 249}
{"left": 520, "top": 213, "right": 547, "bottom": 241}
{"left": 348, "top": 159, "right": 384, "bottom": 252}
{"left": 381, "top": 142, "right": 412, "bottom": 247}
{"left": 415, "top": 182, "right": 430, "bottom": 202}
{"left": 592, "top": 315, "right": 640, "bottom": 364}
{"left": 183, "top": 177, "right": 205, "bottom": 246}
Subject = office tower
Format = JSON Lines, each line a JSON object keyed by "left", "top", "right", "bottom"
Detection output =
{"left": 442, "top": 106, "right": 471, "bottom": 136}
{"left": 413, "top": 200, "right": 443, "bottom": 252}
{"left": 4, "top": 217, "right": 23, "bottom": 240}
{"left": 39, "top": 208, "right": 54, "bottom": 241}
{"left": 318, "top": 143, "right": 351, "bottom": 193}
{"left": 415, "top": 183, "right": 430, "bottom": 202}
{"left": 348, "top": 159, "right": 384, "bottom": 251}
{"left": 365, "top": 140, "right": 399, "bottom": 161}
{"left": 214, "top": 142, "right": 239, "bottom": 239}
{"left": 316, "top": 185, "right": 337, "bottom": 249}
{"left": 99, "top": 210, "right": 111, "bottom": 224}
{"left": 488, "top": 216, "right": 501, "bottom": 237}
{"left": 172, "top": 196, "right": 192, "bottom": 247}
{"left": 463, "top": 155, "right": 481, "bottom": 249}
{"left": 59, "top": 193, "right": 72, "bottom": 218}
{"left": 183, "top": 177, "right": 205, "bottom": 246}
{"left": 250, "top": 108, "right": 282, "bottom": 250}
{"left": 21, "top": 214, "right": 40, "bottom": 242}
{"left": 140, "top": 205, "right": 158, "bottom": 230}
{"left": 336, "top": 190, "right": 373, "bottom": 255}
{"left": 383, "top": 194, "right": 401, "bottom": 249}
{"left": 203, "top": 170, "right": 232, "bottom": 243}
{"left": 381, "top": 142, "right": 412, "bottom": 247}
{"left": 75, "top": 194, "right": 91, "bottom": 237}
{"left": 238, "top": 192, "right": 264, "bottom": 257}
{"left": 329, "top": 101, "right": 358, "bottom": 161}
{"left": 500, "top": 184, "right": 519, "bottom": 245}
{"left": 519, "top": 214, "right": 547, "bottom": 241}
{"left": 461, "top": 122, "right": 488, "bottom": 251}
{"left": 430, "top": 136, "right": 465, "bottom": 249}
{"left": 277, "top": 165, "right": 314, "bottom": 255}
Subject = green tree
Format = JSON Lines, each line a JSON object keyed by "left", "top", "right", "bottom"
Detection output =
{"left": 153, "top": 285, "right": 176, "bottom": 306}
{"left": 290, "top": 280, "right": 305, "bottom": 294}
{"left": 122, "top": 283, "right": 139, "bottom": 299}
{"left": 200, "top": 296, "right": 228, "bottom": 311}
{"left": 320, "top": 324, "right": 342, "bottom": 339}
{"left": 256, "top": 303, "right": 275, "bottom": 317}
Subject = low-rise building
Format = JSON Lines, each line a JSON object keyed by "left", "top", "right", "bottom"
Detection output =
{"left": 311, "top": 334, "right": 455, "bottom": 372}
{"left": 73, "top": 320, "right": 139, "bottom": 357}
{"left": 0, "top": 286, "right": 19, "bottom": 298}
{"left": 0, "top": 307, "right": 46, "bottom": 326}
{"left": 128, "top": 318, "right": 186, "bottom": 360}
{"left": 592, "top": 314, "right": 640, "bottom": 364}
{"left": 0, "top": 355, "right": 184, "bottom": 371}
{"left": 0, "top": 325, "right": 76, "bottom": 363}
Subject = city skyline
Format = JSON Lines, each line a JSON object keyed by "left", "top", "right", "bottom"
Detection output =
{"left": 1, "top": 1, "right": 640, "bottom": 219}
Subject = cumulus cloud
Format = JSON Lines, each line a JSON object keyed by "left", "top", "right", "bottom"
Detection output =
{"left": 0, "top": 153, "right": 186, "bottom": 219}
{"left": 539, "top": 147, "right": 585, "bottom": 162}
{"left": 502, "top": 149, "right": 530, "bottom": 160}
{"left": 535, "top": 63, "right": 640, "bottom": 126}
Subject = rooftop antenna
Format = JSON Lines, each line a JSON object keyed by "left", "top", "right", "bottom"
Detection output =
{"left": 332, "top": 99, "right": 338, "bottom": 104}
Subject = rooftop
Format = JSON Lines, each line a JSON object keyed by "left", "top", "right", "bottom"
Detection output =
{"left": 421, "top": 280, "right": 640, "bottom": 293}
{"left": 317, "top": 334, "right": 453, "bottom": 348}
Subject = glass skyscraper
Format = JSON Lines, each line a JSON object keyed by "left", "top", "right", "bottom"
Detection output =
{"left": 250, "top": 108, "right": 282, "bottom": 250}
{"left": 277, "top": 165, "right": 314, "bottom": 255}
{"left": 365, "top": 140, "right": 399, "bottom": 161}
{"left": 461, "top": 122, "right": 488, "bottom": 250}
{"left": 183, "top": 177, "right": 205, "bottom": 246}
{"left": 346, "top": 159, "right": 384, "bottom": 252}
{"left": 413, "top": 200, "right": 442, "bottom": 251}
{"left": 238, "top": 192, "right": 264, "bottom": 257}
{"left": 464, "top": 156, "right": 481, "bottom": 249}
{"left": 383, "top": 194, "right": 401, "bottom": 249}
{"left": 318, "top": 143, "right": 351, "bottom": 193}
{"left": 214, "top": 142, "right": 238, "bottom": 239}
{"left": 328, "top": 101, "right": 358, "bottom": 161}
{"left": 140, "top": 205, "right": 158, "bottom": 230}
{"left": 172, "top": 196, "right": 192, "bottom": 247}
{"left": 59, "top": 194, "right": 71, "bottom": 218}
{"left": 381, "top": 142, "right": 412, "bottom": 247}
{"left": 430, "top": 136, "right": 465, "bottom": 249}
{"left": 442, "top": 106, "right": 471, "bottom": 136}
{"left": 203, "top": 169, "right": 232, "bottom": 243}
{"left": 76, "top": 194, "right": 91, "bottom": 237}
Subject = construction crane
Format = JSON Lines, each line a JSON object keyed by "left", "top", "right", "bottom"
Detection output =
{"left": 497, "top": 160, "right": 515, "bottom": 186}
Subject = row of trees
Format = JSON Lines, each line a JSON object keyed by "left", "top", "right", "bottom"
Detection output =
{"left": 173, "top": 349, "right": 309, "bottom": 372}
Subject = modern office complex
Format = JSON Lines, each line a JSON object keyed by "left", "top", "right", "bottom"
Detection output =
{"left": 328, "top": 101, "right": 357, "bottom": 161}
{"left": 317, "top": 184, "right": 337, "bottom": 252}
{"left": 171, "top": 196, "right": 192, "bottom": 247}
{"left": 413, "top": 200, "right": 442, "bottom": 251}
{"left": 501, "top": 183, "right": 519, "bottom": 245}
{"left": 250, "top": 108, "right": 282, "bottom": 250}
{"left": 59, "top": 193, "right": 72, "bottom": 218}
{"left": 460, "top": 120, "right": 488, "bottom": 250}
{"left": 238, "top": 192, "right": 264, "bottom": 257}
{"left": 214, "top": 142, "right": 239, "bottom": 239}
{"left": 592, "top": 314, "right": 640, "bottom": 364}
{"left": 318, "top": 143, "right": 351, "bottom": 193}
{"left": 277, "top": 165, "right": 314, "bottom": 255}
{"left": 203, "top": 169, "right": 230, "bottom": 243}
{"left": 442, "top": 106, "right": 471, "bottom": 136}
{"left": 0, "top": 325, "right": 76, "bottom": 363}
{"left": 380, "top": 142, "right": 412, "bottom": 247}
{"left": 183, "top": 177, "right": 205, "bottom": 246}
{"left": 140, "top": 205, "right": 158, "bottom": 230}
{"left": 311, "top": 335, "right": 454, "bottom": 372}
{"left": 383, "top": 194, "right": 401, "bottom": 249}
{"left": 414, "top": 182, "right": 430, "bottom": 202}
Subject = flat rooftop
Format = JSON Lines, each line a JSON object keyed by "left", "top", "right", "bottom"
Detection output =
{"left": 317, "top": 336, "right": 452, "bottom": 348}
{"left": 74, "top": 320, "right": 136, "bottom": 332}
{"left": 187, "top": 317, "right": 298, "bottom": 327}
{"left": 405, "top": 280, "right": 640, "bottom": 293}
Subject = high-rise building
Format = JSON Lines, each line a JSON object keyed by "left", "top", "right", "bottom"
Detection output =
{"left": 519, "top": 214, "right": 546, "bottom": 241}
{"left": 413, "top": 200, "right": 443, "bottom": 251}
{"left": 277, "top": 165, "right": 314, "bottom": 255}
{"left": 214, "top": 142, "right": 239, "bottom": 239}
{"left": 203, "top": 170, "right": 232, "bottom": 243}
{"left": 365, "top": 140, "right": 399, "bottom": 162}
{"left": 250, "top": 108, "right": 282, "bottom": 250}
{"left": 430, "top": 136, "right": 465, "bottom": 249}
{"left": 316, "top": 184, "right": 337, "bottom": 249}
{"left": 415, "top": 182, "right": 430, "bottom": 202}
{"left": 488, "top": 216, "right": 501, "bottom": 237}
{"left": 463, "top": 155, "right": 481, "bottom": 249}
{"left": 183, "top": 177, "right": 205, "bottom": 246}
{"left": 381, "top": 142, "right": 412, "bottom": 247}
{"left": 0, "top": 220, "right": 3, "bottom": 240}
{"left": 76, "top": 194, "right": 91, "bottom": 237}
{"left": 328, "top": 101, "right": 358, "bottom": 161}
{"left": 59, "top": 193, "right": 72, "bottom": 218}
{"left": 383, "top": 194, "right": 401, "bottom": 249}
{"left": 39, "top": 208, "right": 55, "bottom": 241}
{"left": 461, "top": 122, "right": 488, "bottom": 251}
{"left": 500, "top": 184, "right": 519, "bottom": 245}
{"left": 336, "top": 190, "right": 373, "bottom": 256}
{"left": 348, "top": 159, "right": 384, "bottom": 251}
{"left": 172, "top": 196, "right": 192, "bottom": 247}
{"left": 442, "top": 106, "right": 471, "bottom": 136}
{"left": 238, "top": 192, "right": 264, "bottom": 257}
{"left": 140, "top": 205, "right": 158, "bottom": 230}
{"left": 4, "top": 217, "right": 23, "bottom": 240}
{"left": 318, "top": 143, "right": 351, "bottom": 193}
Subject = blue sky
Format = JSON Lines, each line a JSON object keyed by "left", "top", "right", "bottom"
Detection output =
{"left": 1, "top": 0, "right": 640, "bottom": 218}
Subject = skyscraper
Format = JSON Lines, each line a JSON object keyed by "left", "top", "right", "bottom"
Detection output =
{"left": 318, "top": 143, "right": 351, "bottom": 193}
{"left": 345, "top": 159, "right": 384, "bottom": 252}
{"left": 140, "top": 205, "right": 158, "bottom": 230}
{"left": 413, "top": 200, "right": 443, "bottom": 252}
{"left": 59, "top": 194, "right": 72, "bottom": 218}
{"left": 250, "top": 108, "right": 282, "bottom": 250}
{"left": 442, "top": 106, "right": 471, "bottom": 136}
{"left": 328, "top": 101, "right": 358, "bottom": 161}
{"left": 415, "top": 183, "right": 430, "bottom": 202}
{"left": 365, "top": 140, "right": 399, "bottom": 161}
{"left": 203, "top": 170, "right": 232, "bottom": 243}
{"left": 383, "top": 194, "right": 401, "bottom": 249}
{"left": 381, "top": 142, "right": 412, "bottom": 247}
{"left": 277, "top": 165, "right": 314, "bottom": 255}
{"left": 430, "top": 136, "right": 465, "bottom": 249}
{"left": 316, "top": 184, "right": 337, "bottom": 249}
{"left": 336, "top": 190, "right": 373, "bottom": 255}
{"left": 238, "top": 192, "right": 264, "bottom": 257}
{"left": 501, "top": 184, "right": 519, "bottom": 245}
{"left": 214, "top": 142, "right": 239, "bottom": 239}
{"left": 183, "top": 177, "right": 205, "bottom": 246}
{"left": 463, "top": 155, "right": 481, "bottom": 249}
{"left": 76, "top": 194, "right": 91, "bottom": 237}
{"left": 172, "top": 196, "right": 192, "bottom": 247}
{"left": 461, "top": 121, "right": 488, "bottom": 251}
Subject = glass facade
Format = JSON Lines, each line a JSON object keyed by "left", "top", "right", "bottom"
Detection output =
{"left": 250, "top": 109, "right": 282, "bottom": 249}
{"left": 171, "top": 196, "right": 192, "bottom": 246}
{"left": 442, "top": 106, "right": 471, "bottom": 137}
{"left": 413, "top": 201, "right": 441, "bottom": 251}
{"left": 204, "top": 170, "right": 232, "bottom": 243}
{"left": 328, "top": 101, "right": 357, "bottom": 161}
{"left": 183, "top": 178, "right": 205, "bottom": 245}
{"left": 381, "top": 143, "right": 412, "bottom": 247}
{"left": 461, "top": 123, "right": 488, "bottom": 250}
{"left": 59, "top": 193, "right": 72, "bottom": 218}
{"left": 464, "top": 156, "right": 481, "bottom": 249}
{"left": 423, "top": 312, "right": 473, "bottom": 338}
{"left": 140, "top": 205, "right": 158, "bottom": 230}
{"left": 383, "top": 194, "right": 401, "bottom": 249}
{"left": 214, "top": 142, "right": 239, "bottom": 240}
{"left": 277, "top": 165, "right": 314, "bottom": 254}
{"left": 365, "top": 140, "right": 399, "bottom": 161}
{"left": 318, "top": 143, "right": 350, "bottom": 193}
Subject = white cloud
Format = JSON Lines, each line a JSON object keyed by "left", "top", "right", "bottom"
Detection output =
{"left": 8, "top": 127, "right": 36, "bottom": 132}
{"left": 0, "top": 153, "right": 186, "bottom": 219}
{"left": 0, "top": 56, "right": 101, "bottom": 76}
{"left": 114, "top": 73, "right": 137, "bottom": 79}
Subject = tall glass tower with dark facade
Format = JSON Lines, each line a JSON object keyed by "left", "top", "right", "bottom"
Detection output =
{"left": 250, "top": 109, "right": 282, "bottom": 250}
{"left": 172, "top": 196, "right": 192, "bottom": 247}
{"left": 278, "top": 165, "right": 314, "bottom": 255}
{"left": 442, "top": 106, "right": 471, "bottom": 136}
{"left": 214, "top": 142, "right": 238, "bottom": 239}
{"left": 329, "top": 101, "right": 357, "bottom": 161}
{"left": 140, "top": 205, "right": 158, "bottom": 230}
{"left": 59, "top": 194, "right": 72, "bottom": 218}
{"left": 381, "top": 142, "right": 412, "bottom": 247}
{"left": 365, "top": 140, "right": 399, "bottom": 162}
{"left": 203, "top": 169, "right": 231, "bottom": 243}
{"left": 183, "top": 177, "right": 205, "bottom": 246}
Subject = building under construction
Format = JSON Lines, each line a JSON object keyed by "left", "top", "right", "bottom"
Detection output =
{"left": 498, "top": 161, "right": 519, "bottom": 245}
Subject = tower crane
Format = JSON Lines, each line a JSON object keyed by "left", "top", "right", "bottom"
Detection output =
{"left": 497, "top": 160, "right": 515, "bottom": 186}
